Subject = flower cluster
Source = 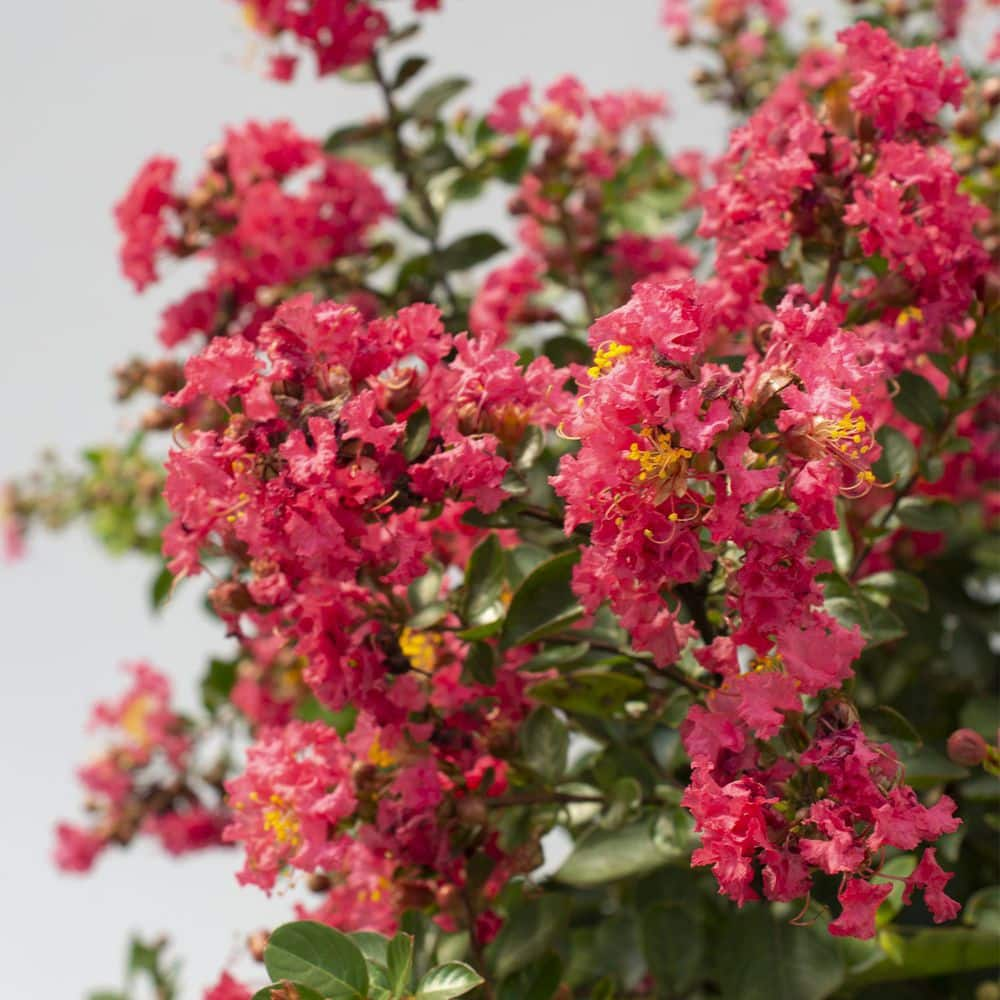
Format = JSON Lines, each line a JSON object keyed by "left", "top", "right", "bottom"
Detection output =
{"left": 235, "top": 0, "right": 442, "bottom": 81}
{"left": 114, "top": 119, "right": 391, "bottom": 351}
{"left": 54, "top": 663, "right": 227, "bottom": 872}
{"left": 552, "top": 267, "right": 973, "bottom": 934}
{"left": 163, "top": 294, "right": 571, "bottom": 718}
{"left": 471, "top": 76, "right": 694, "bottom": 336}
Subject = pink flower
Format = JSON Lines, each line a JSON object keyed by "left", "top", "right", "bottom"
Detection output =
{"left": 204, "top": 972, "right": 252, "bottom": 1000}
{"left": 828, "top": 879, "right": 893, "bottom": 939}
{"left": 903, "top": 848, "right": 962, "bottom": 923}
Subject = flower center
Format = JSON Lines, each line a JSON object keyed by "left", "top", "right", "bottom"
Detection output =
{"left": 588, "top": 341, "right": 633, "bottom": 379}
{"left": 263, "top": 795, "right": 302, "bottom": 847}
{"left": 399, "top": 627, "right": 440, "bottom": 674}
{"left": 627, "top": 429, "right": 692, "bottom": 493}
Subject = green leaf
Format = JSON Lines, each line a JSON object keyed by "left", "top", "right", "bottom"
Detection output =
{"left": 641, "top": 903, "right": 704, "bottom": 995}
{"left": 521, "top": 706, "right": 569, "bottom": 783}
{"left": 252, "top": 985, "right": 326, "bottom": 1000}
{"left": 264, "top": 922, "right": 369, "bottom": 1000}
{"left": 487, "top": 896, "right": 571, "bottom": 980}
{"left": 150, "top": 565, "right": 173, "bottom": 610}
{"left": 403, "top": 407, "right": 432, "bottom": 462}
{"left": 520, "top": 641, "right": 590, "bottom": 673}
{"left": 439, "top": 232, "right": 505, "bottom": 272}
{"left": 461, "top": 640, "right": 496, "bottom": 685}
{"left": 554, "top": 818, "right": 683, "bottom": 887}
{"left": 893, "top": 497, "right": 959, "bottom": 534}
{"left": 843, "top": 927, "right": 1000, "bottom": 987}
{"left": 825, "top": 590, "right": 906, "bottom": 646}
{"left": 414, "top": 961, "right": 484, "bottom": 999}
{"left": 512, "top": 424, "right": 545, "bottom": 473}
{"left": 857, "top": 570, "right": 929, "bottom": 611}
{"left": 407, "top": 601, "right": 449, "bottom": 630}
{"left": 964, "top": 886, "right": 1000, "bottom": 933}
{"left": 898, "top": 747, "right": 969, "bottom": 789}
{"left": 503, "top": 544, "right": 550, "bottom": 589}
{"left": 461, "top": 533, "right": 504, "bottom": 626}
{"left": 501, "top": 549, "right": 582, "bottom": 649}
{"left": 894, "top": 370, "right": 945, "bottom": 430}
{"left": 496, "top": 952, "right": 562, "bottom": 1000}
{"left": 409, "top": 77, "right": 471, "bottom": 122}
{"left": 814, "top": 516, "right": 853, "bottom": 575}
{"left": 387, "top": 933, "right": 414, "bottom": 996}
{"left": 350, "top": 931, "right": 389, "bottom": 967}
{"left": 872, "top": 425, "right": 918, "bottom": 484}
{"left": 716, "top": 908, "right": 844, "bottom": 1000}
{"left": 408, "top": 560, "right": 444, "bottom": 610}
{"left": 201, "top": 658, "right": 238, "bottom": 712}
{"left": 528, "top": 669, "right": 644, "bottom": 717}
{"left": 323, "top": 123, "right": 394, "bottom": 167}
{"left": 393, "top": 55, "right": 428, "bottom": 89}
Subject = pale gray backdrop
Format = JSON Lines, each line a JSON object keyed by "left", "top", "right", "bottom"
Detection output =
{"left": 3, "top": 1, "right": 989, "bottom": 996}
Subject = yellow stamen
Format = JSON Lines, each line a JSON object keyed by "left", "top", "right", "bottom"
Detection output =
{"left": 626, "top": 428, "right": 692, "bottom": 496}
{"left": 588, "top": 341, "right": 633, "bottom": 379}
{"left": 399, "top": 627, "right": 441, "bottom": 674}
{"left": 262, "top": 795, "right": 302, "bottom": 847}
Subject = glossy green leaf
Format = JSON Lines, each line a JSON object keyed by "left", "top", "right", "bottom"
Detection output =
{"left": 528, "top": 669, "right": 644, "bottom": 717}
{"left": 414, "top": 961, "right": 484, "bottom": 999}
{"left": 264, "top": 922, "right": 369, "bottom": 1000}
{"left": 893, "top": 497, "right": 959, "bottom": 534}
{"left": 554, "top": 818, "right": 682, "bottom": 887}
{"left": 521, "top": 707, "right": 569, "bottom": 784}
{"left": 894, "top": 370, "right": 945, "bottom": 430}
{"left": 872, "top": 425, "right": 918, "bottom": 484}
{"left": 402, "top": 407, "right": 432, "bottom": 462}
{"left": 844, "top": 927, "right": 1000, "bottom": 987}
{"left": 857, "top": 570, "right": 929, "bottom": 611}
{"left": 409, "top": 77, "right": 471, "bottom": 121}
{"left": 461, "top": 533, "right": 504, "bottom": 626}
{"left": 716, "top": 908, "right": 844, "bottom": 1000}
{"left": 393, "top": 55, "right": 428, "bottom": 89}
{"left": 252, "top": 985, "right": 326, "bottom": 1000}
{"left": 501, "top": 549, "right": 582, "bottom": 649}
{"left": 439, "top": 232, "right": 505, "bottom": 272}
{"left": 487, "top": 895, "right": 571, "bottom": 980}
{"left": 641, "top": 903, "right": 704, "bottom": 994}
{"left": 387, "top": 933, "right": 414, "bottom": 996}
{"left": 350, "top": 931, "right": 389, "bottom": 967}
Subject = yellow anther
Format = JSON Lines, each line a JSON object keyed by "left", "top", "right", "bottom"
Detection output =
{"left": 625, "top": 429, "right": 692, "bottom": 497}
{"left": 588, "top": 341, "right": 633, "bottom": 379}
{"left": 120, "top": 694, "right": 154, "bottom": 745}
{"left": 896, "top": 306, "right": 924, "bottom": 326}
{"left": 262, "top": 795, "right": 302, "bottom": 847}
{"left": 751, "top": 653, "right": 783, "bottom": 673}
{"left": 368, "top": 733, "right": 396, "bottom": 769}
{"left": 399, "top": 627, "right": 441, "bottom": 674}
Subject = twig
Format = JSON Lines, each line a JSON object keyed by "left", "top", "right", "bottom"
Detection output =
{"left": 368, "top": 51, "right": 461, "bottom": 316}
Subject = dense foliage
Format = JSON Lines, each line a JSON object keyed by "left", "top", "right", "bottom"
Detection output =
{"left": 7, "top": 1, "right": 1000, "bottom": 997}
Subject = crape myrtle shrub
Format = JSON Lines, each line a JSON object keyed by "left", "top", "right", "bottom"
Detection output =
{"left": 6, "top": 0, "right": 1000, "bottom": 997}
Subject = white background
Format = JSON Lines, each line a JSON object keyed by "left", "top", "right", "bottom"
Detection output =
{"left": 0, "top": 1, "right": 990, "bottom": 996}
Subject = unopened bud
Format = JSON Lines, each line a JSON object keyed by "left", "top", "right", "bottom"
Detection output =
{"left": 955, "top": 108, "right": 980, "bottom": 138}
{"left": 209, "top": 580, "right": 253, "bottom": 618}
{"left": 982, "top": 77, "right": 1000, "bottom": 107}
{"left": 248, "top": 929, "right": 270, "bottom": 962}
{"left": 307, "top": 872, "right": 332, "bottom": 893}
{"left": 457, "top": 796, "right": 488, "bottom": 827}
{"left": 947, "top": 728, "right": 989, "bottom": 767}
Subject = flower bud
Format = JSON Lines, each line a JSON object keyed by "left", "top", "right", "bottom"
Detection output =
{"left": 248, "top": 929, "right": 270, "bottom": 963}
{"left": 307, "top": 872, "right": 332, "bottom": 893}
{"left": 457, "top": 796, "right": 488, "bottom": 828}
{"left": 946, "top": 728, "right": 989, "bottom": 767}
